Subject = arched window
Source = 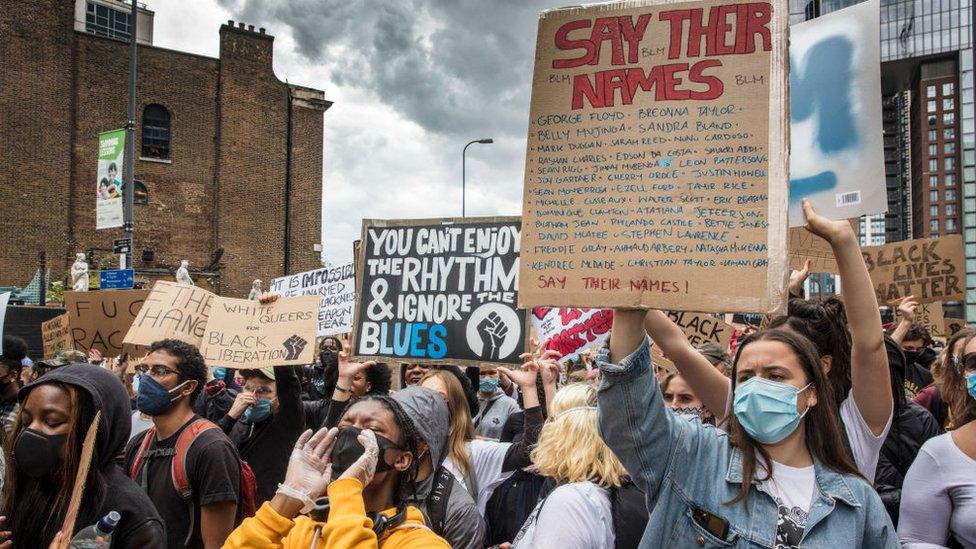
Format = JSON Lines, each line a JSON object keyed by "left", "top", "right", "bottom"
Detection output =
{"left": 134, "top": 180, "right": 149, "bottom": 205}
{"left": 142, "top": 104, "right": 170, "bottom": 159}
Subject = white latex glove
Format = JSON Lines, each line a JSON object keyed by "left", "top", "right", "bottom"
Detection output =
{"left": 337, "top": 428, "right": 380, "bottom": 487}
{"left": 277, "top": 427, "right": 337, "bottom": 510}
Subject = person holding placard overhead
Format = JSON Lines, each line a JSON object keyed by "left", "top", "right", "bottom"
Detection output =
{"left": 596, "top": 201, "right": 895, "bottom": 547}
{"left": 646, "top": 201, "right": 895, "bottom": 483}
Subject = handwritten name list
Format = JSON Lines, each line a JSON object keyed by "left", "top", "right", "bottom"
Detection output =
{"left": 519, "top": 0, "right": 789, "bottom": 313}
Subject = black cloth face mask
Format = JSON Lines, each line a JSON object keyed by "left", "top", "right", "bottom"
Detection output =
{"left": 14, "top": 428, "right": 67, "bottom": 479}
{"left": 330, "top": 426, "right": 404, "bottom": 477}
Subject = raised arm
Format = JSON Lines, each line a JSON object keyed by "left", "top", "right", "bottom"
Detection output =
{"left": 644, "top": 310, "right": 732, "bottom": 421}
{"left": 497, "top": 349, "right": 553, "bottom": 471}
{"left": 598, "top": 309, "right": 690, "bottom": 503}
{"left": 889, "top": 295, "right": 918, "bottom": 345}
{"left": 803, "top": 199, "right": 892, "bottom": 435}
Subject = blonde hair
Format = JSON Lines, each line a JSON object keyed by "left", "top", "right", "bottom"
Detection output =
{"left": 421, "top": 369, "right": 475, "bottom": 476}
{"left": 530, "top": 383, "right": 626, "bottom": 488}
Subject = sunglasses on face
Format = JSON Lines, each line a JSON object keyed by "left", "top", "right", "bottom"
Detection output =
{"left": 959, "top": 353, "right": 976, "bottom": 373}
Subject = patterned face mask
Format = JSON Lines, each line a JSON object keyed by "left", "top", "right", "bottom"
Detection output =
{"left": 671, "top": 405, "right": 706, "bottom": 418}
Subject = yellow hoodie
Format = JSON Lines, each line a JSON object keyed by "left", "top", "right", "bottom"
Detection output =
{"left": 223, "top": 477, "right": 450, "bottom": 549}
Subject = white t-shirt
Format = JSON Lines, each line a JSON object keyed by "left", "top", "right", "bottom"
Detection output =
{"left": 512, "top": 482, "right": 614, "bottom": 549}
{"left": 724, "top": 384, "right": 891, "bottom": 479}
{"left": 758, "top": 461, "right": 816, "bottom": 549}
{"left": 898, "top": 432, "right": 976, "bottom": 548}
{"left": 444, "top": 439, "right": 515, "bottom": 514}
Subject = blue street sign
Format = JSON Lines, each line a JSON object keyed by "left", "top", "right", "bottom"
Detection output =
{"left": 100, "top": 269, "right": 134, "bottom": 290}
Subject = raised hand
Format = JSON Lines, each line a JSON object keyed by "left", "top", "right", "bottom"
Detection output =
{"left": 87, "top": 347, "right": 103, "bottom": 365}
{"left": 478, "top": 312, "right": 508, "bottom": 360}
{"left": 228, "top": 391, "right": 257, "bottom": 419}
{"left": 789, "top": 259, "right": 811, "bottom": 296}
{"left": 257, "top": 292, "right": 280, "bottom": 305}
{"left": 279, "top": 428, "right": 338, "bottom": 509}
{"left": 337, "top": 351, "right": 375, "bottom": 381}
{"left": 802, "top": 198, "right": 856, "bottom": 245}
{"left": 897, "top": 295, "right": 918, "bottom": 323}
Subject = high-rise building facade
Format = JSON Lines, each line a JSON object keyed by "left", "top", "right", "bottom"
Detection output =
{"left": 792, "top": 0, "right": 974, "bottom": 319}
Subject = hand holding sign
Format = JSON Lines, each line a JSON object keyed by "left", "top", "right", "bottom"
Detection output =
{"left": 803, "top": 198, "right": 856, "bottom": 246}
{"left": 897, "top": 295, "right": 918, "bottom": 323}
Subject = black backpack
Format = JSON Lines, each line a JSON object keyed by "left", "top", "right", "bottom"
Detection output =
{"left": 610, "top": 477, "right": 649, "bottom": 549}
{"left": 484, "top": 469, "right": 554, "bottom": 545}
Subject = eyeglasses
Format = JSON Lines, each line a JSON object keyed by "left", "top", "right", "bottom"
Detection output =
{"left": 146, "top": 365, "right": 180, "bottom": 378}
{"left": 244, "top": 386, "right": 276, "bottom": 397}
{"left": 961, "top": 353, "right": 976, "bottom": 373}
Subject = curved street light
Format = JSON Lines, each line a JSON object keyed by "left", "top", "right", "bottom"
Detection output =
{"left": 462, "top": 138, "right": 494, "bottom": 217}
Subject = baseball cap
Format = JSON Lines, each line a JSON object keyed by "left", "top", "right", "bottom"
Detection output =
{"left": 37, "top": 349, "right": 88, "bottom": 368}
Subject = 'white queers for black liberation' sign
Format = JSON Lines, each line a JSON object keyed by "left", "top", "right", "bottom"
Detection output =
{"left": 353, "top": 217, "right": 527, "bottom": 366}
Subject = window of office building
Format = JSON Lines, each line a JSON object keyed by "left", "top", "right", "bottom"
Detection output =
{"left": 85, "top": 2, "right": 131, "bottom": 41}
{"left": 944, "top": 111, "right": 955, "bottom": 125}
{"left": 945, "top": 127, "right": 955, "bottom": 140}
{"left": 944, "top": 98, "right": 954, "bottom": 111}
{"left": 947, "top": 218, "right": 957, "bottom": 231}
{"left": 928, "top": 85, "right": 937, "bottom": 98}
{"left": 946, "top": 173, "right": 957, "bottom": 186}
{"left": 931, "top": 219, "right": 940, "bottom": 233}
{"left": 930, "top": 158, "right": 939, "bottom": 171}
{"left": 930, "top": 175, "right": 940, "bottom": 188}
{"left": 943, "top": 82, "right": 954, "bottom": 95}
{"left": 947, "top": 189, "right": 957, "bottom": 201}
{"left": 928, "top": 100, "right": 937, "bottom": 113}
{"left": 929, "top": 144, "right": 939, "bottom": 156}
{"left": 929, "top": 129, "right": 938, "bottom": 141}
{"left": 931, "top": 190, "right": 939, "bottom": 202}
{"left": 931, "top": 205, "right": 939, "bottom": 217}
{"left": 945, "top": 156, "right": 956, "bottom": 171}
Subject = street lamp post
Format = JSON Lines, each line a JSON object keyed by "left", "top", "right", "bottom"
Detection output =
{"left": 122, "top": 0, "right": 138, "bottom": 269}
{"left": 462, "top": 138, "right": 493, "bottom": 217}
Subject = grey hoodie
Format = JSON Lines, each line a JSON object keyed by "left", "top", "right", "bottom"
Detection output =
{"left": 393, "top": 386, "right": 486, "bottom": 549}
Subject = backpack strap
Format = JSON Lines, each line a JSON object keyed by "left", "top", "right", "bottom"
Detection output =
{"left": 129, "top": 426, "right": 158, "bottom": 481}
{"left": 172, "top": 418, "right": 220, "bottom": 498}
{"left": 426, "top": 466, "right": 455, "bottom": 535}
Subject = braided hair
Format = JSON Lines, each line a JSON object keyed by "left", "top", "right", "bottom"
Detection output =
{"left": 341, "top": 395, "right": 424, "bottom": 505}
{"left": 768, "top": 296, "right": 852, "bottom": 409}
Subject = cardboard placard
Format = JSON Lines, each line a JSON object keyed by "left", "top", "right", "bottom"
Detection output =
{"left": 269, "top": 263, "right": 356, "bottom": 337}
{"left": 353, "top": 217, "right": 528, "bottom": 366}
{"left": 41, "top": 313, "right": 72, "bottom": 357}
{"left": 518, "top": 0, "right": 789, "bottom": 313}
{"left": 788, "top": 0, "right": 885, "bottom": 226}
{"left": 531, "top": 307, "right": 613, "bottom": 360}
{"left": 665, "top": 311, "right": 734, "bottom": 350}
{"left": 64, "top": 290, "right": 149, "bottom": 357}
{"left": 124, "top": 281, "right": 214, "bottom": 348}
{"left": 200, "top": 295, "right": 318, "bottom": 369}
{"left": 861, "top": 234, "right": 965, "bottom": 304}
{"left": 787, "top": 220, "right": 859, "bottom": 274}
{"left": 58, "top": 411, "right": 100, "bottom": 548}
{"left": 914, "top": 302, "right": 945, "bottom": 338}
{"left": 944, "top": 317, "right": 967, "bottom": 336}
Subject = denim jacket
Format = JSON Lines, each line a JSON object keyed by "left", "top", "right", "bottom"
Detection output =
{"left": 596, "top": 337, "right": 897, "bottom": 548}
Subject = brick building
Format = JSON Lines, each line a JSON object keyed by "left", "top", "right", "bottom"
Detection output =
{"left": 0, "top": 0, "right": 330, "bottom": 296}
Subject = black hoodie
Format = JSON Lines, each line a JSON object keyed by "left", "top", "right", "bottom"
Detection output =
{"left": 19, "top": 364, "right": 165, "bottom": 547}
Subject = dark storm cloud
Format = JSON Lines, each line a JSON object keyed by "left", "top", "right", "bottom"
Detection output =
{"left": 217, "top": 0, "right": 562, "bottom": 138}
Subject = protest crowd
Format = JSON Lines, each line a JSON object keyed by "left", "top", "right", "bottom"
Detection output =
{"left": 0, "top": 198, "right": 974, "bottom": 548}
{"left": 3, "top": 1, "right": 976, "bottom": 548}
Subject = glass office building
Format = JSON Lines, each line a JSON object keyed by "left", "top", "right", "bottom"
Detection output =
{"left": 792, "top": 0, "right": 974, "bottom": 319}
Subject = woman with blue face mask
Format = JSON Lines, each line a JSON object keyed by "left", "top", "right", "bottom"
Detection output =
{"left": 596, "top": 201, "right": 896, "bottom": 548}
{"left": 218, "top": 363, "right": 305, "bottom": 505}
{"left": 898, "top": 327, "right": 976, "bottom": 548}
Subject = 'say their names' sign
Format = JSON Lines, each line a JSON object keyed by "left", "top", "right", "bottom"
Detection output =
{"left": 519, "top": 0, "right": 789, "bottom": 313}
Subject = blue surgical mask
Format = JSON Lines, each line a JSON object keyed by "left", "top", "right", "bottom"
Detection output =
{"left": 136, "top": 375, "right": 190, "bottom": 416}
{"left": 480, "top": 377, "right": 499, "bottom": 394}
{"left": 733, "top": 377, "right": 812, "bottom": 444}
{"left": 966, "top": 372, "right": 976, "bottom": 399}
{"left": 243, "top": 398, "right": 273, "bottom": 423}
{"left": 213, "top": 367, "right": 227, "bottom": 381}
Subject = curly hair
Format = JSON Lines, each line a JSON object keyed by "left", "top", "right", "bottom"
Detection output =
{"left": 768, "top": 296, "right": 852, "bottom": 409}
{"left": 903, "top": 324, "right": 934, "bottom": 347}
{"left": 365, "top": 362, "right": 392, "bottom": 395}
{"left": 149, "top": 339, "right": 207, "bottom": 401}
{"left": 341, "top": 395, "right": 423, "bottom": 505}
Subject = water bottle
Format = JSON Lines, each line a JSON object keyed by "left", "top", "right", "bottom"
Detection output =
{"left": 69, "top": 510, "right": 120, "bottom": 548}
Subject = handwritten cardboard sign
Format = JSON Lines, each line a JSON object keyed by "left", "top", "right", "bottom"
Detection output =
{"left": 269, "top": 263, "right": 356, "bottom": 337}
{"left": 665, "top": 311, "right": 734, "bottom": 350}
{"left": 861, "top": 234, "right": 964, "bottom": 304}
{"left": 41, "top": 313, "right": 72, "bottom": 357}
{"left": 124, "top": 281, "right": 214, "bottom": 348}
{"left": 914, "top": 302, "right": 945, "bottom": 338}
{"left": 58, "top": 411, "right": 100, "bottom": 549}
{"left": 944, "top": 317, "right": 967, "bottom": 336}
{"left": 64, "top": 290, "right": 148, "bottom": 357}
{"left": 788, "top": 220, "right": 859, "bottom": 274}
{"left": 200, "top": 295, "right": 318, "bottom": 369}
{"left": 518, "top": 0, "right": 789, "bottom": 313}
{"left": 353, "top": 217, "right": 528, "bottom": 366}
{"left": 531, "top": 307, "right": 613, "bottom": 360}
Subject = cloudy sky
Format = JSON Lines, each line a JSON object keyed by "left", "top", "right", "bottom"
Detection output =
{"left": 152, "top": 0, "right": 569, "bottom": 267}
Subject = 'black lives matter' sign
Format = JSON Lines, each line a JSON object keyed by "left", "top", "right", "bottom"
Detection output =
{"left": 353, "top": 217, "right": 527, "bottom": 366}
